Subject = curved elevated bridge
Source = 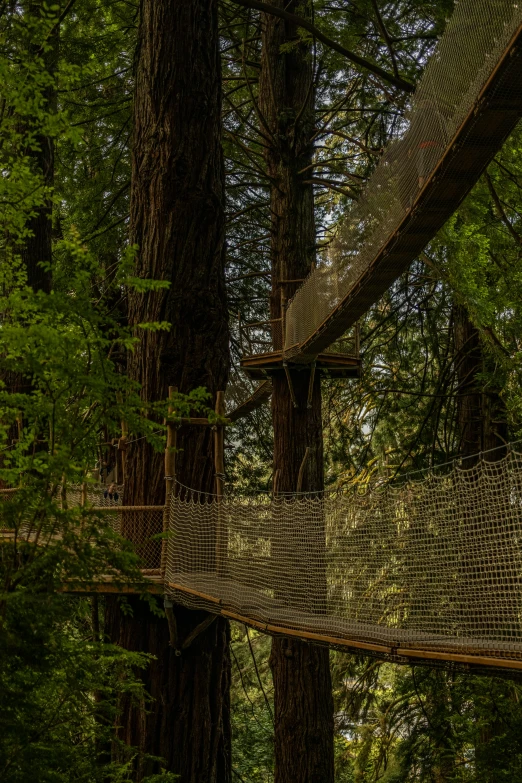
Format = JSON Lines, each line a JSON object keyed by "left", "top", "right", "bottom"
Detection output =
{"left": 237, "top": 0, "right": 522, "bottom": 392}
{"left": 6, "top": 451, "right": 522, "bottom": 673}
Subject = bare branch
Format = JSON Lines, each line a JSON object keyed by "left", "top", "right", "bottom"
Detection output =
{"left": 228, "top": 0, "right": 415, "bottom": 93}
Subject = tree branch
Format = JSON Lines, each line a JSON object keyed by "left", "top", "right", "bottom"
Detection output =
{"left": 484, "top": 171, "right": 522, "bottom": 247}
{"left": 228, "top": 0, "right": 415, "bottom": 93}
{"left": 370, "top": 0, "right": 400, "bottom": 79}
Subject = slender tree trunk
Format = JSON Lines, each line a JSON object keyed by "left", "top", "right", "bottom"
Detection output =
{"left": 21, "top": 0, "right": 54, "bottom": 294}
{"left": 259, "top": 4, "right": 335, "bottom": 781}
{"left": 453, "top": 302, "right": 509, "bottom": 777}
{"left": 453, "top": 303, "right": 507, "bottom": 463}
{"left": 105, "top": 2, "right": 231, "bottom": 781}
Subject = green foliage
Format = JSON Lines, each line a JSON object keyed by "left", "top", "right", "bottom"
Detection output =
{"left": 231, "top": 624, "right": 274, "bottom": 782}
{"left": 3, "top": 0, "right": 522, "bottom": 780}
{"left": 0, "top": 5, "right": 200, "bottom": 779}
{"left": 329, "top": 653, "right": 522, "bottom": 782}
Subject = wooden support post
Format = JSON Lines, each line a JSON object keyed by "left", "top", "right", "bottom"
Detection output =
{"left": 162, "top": 386, "right": 177, "bottom": 577}
{"left": 214, "top": 390, "right": 226, "bottom": 577}
{"left": 280, "top": 288, "right": 287, "bottom": 351}
{"left": 307, "top": 361, "right": 316, "bottom": 409}
{"left": 283, "top": 361, "right": 298, "bottom": 408}
{"left": 61, "top": 473, "right": 67, "bottom": 510}
{"left": 119, "top": 420, "right": 128, "bottom": 484}
{"left": 238, "top": 312, "right": 244, "bottom": 355}
{"left": 115, "top": 393, "right": 127, "bottom": 485}
{"left": 273, "top": 468, "right": 280, "bottom": 498}
{"left": 81, "top": 481, "right": 88, "bottom": 507}
{"left": 296, "top": 447, "right": 310, "bottom": 494}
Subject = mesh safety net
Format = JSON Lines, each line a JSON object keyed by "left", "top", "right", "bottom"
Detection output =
{"left": 166, "top": 450, "right": 522, "bottom": 666}
{"left": 284, "top": 0, "right": 522, "bottom": 358}
{"left": 64, "top": 483, "right": 124, "bottom": 507}
{"left": 0, "top": 484, "right": 164, "bottom": 572}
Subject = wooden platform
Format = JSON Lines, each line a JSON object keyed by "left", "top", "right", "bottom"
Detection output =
{"left": 240, "top": 351, "right": 361, "bottom": 380}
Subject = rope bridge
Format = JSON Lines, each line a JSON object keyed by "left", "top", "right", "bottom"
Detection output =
{"left": 161, "top": 450, "right": 522, "bottom": 671}
{"left": 283, "top": 0, "right": 522, "bottom": 362}
{"left": 4, "top": 453, "right": 522, "bottom": 670}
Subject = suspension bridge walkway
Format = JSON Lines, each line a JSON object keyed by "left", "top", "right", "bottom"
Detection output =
{"left": 4, "top": 0, "right": 522, "bottom": 674}
{"left": 236, "top": 0, "right": 522, "bottom": 387}
{"left": 6, "top": 450, "right": 522, "bottom": 673}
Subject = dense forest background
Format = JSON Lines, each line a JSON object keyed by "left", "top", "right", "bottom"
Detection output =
{"left": 2, "top": 1, "right": 522, "bottom": 781}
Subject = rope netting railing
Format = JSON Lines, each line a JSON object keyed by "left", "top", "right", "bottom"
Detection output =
{"left": 284, "top": 0, "right": 522, "bottom": 358}
{"left": 6, "top": 453, "right": 522, "bottom": 670}
{"left": 165, "top": 450, "right": 522, "bottom": 668}
{"left": 64, "top": 483, "right": 124, "bottom": 507}
{"left": 1, "top": 484, "right": 164, "bottom": 572}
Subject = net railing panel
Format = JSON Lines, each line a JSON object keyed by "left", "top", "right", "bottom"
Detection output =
{"left": 165, "top": 452, "right": 522, "bottom": 662}
{"left": 240, "top": 318, "right": 283, "bottom": 356}
{"left": 284, "top": 0, "right": 522, "bottom": 357}
{"left": 0, "top": 484, "right": 165, "bottom": 571}
{"left": 64, "top": 483, "right": 124, "bottom": 507}
{"left": 0, "top": 483, "right": 124, "bottom": 508}
{"left": 96, "top": 507, "right": 165, "bottom": 570}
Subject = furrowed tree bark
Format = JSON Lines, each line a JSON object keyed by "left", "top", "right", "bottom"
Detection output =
{"left": 104, "top": 2, "right": 231, "bottom": 781}
{"left": 259, "top": 3, "right": 335, "bottom": 781}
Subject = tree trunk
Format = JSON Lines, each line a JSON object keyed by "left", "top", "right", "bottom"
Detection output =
{"left": 21, "top": 0, "right": 55, "bottom": 294}
{"left": 259, "top": 4, "right": 335, "bottom": 781}
{"left": 105, "top": 1, "right": 231, "bottom": 780}
{"left": 1, "top": 2, "right": 55, "bottom": 453}
{"left": 453, "top": 303, "right": 507, "bottom": 464}
{"left": 453, "top": 303, "right": 509, "bottom": 775}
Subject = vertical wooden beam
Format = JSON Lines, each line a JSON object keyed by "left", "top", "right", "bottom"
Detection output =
{"left": 307, "top": 361, "right": 316, "bottom": 409}
{"left": 214, "top": 390, "right": 226, "bottom": 576}
{"left": 273, "top": 468, "right": 280, "bottom": 497}
{"left": 162, "top": 386, "right": 177, "bottom": 577}
{"left": 283, "top": 361, "right": 298, "bottom": 408}
{"left": 238, "top": 312, "right": 244, "bottom": 354}
{"left": 296, "top": 447, "right": 311, "bottom": 494}
{"left": 119, "top": 419, "right": 128, "bottom": 484}
{"left": 280, "top": 288, "right": 287, "bottom": 351}
{"left": 115, "top": 392, "right": 127, "bottom": 485}
{"left": 61, "top": 473, "right": 67, "bottom": 510}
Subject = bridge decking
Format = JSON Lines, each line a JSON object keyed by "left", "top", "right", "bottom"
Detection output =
{"left": 61, "top": 570, "right": 522, "bottom": 673}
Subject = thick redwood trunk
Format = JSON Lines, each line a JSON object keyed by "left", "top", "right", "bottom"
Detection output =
{"left": 105, "top": 1, "right": 231, "bottom": 780}
{"left": 259, "top": 4, "right": 335, "bottom": 781}
{"left": 108, "top": 601, "right": 230, "bottom": 782}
